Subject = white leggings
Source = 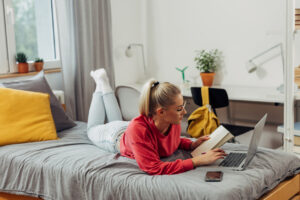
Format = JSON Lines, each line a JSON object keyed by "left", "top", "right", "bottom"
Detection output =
{"left": 87, "top": 91, "right": 129, "bottom": 153}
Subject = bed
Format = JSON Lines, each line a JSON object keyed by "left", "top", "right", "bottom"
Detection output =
{"left": 0, "top": 121, "right": 299, "bottom": 200}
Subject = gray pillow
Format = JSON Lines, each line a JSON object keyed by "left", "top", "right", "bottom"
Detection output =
{"left": 3, "top": 71, "right": 76, "bottom": 132}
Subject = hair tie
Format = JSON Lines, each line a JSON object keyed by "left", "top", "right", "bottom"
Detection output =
{"left": 152, "top": 81, "right": 159, "bottom": 88}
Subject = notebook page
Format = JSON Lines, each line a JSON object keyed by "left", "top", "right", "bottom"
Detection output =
{"left": 191, "top": 126, "right": 230, "bottom": 157}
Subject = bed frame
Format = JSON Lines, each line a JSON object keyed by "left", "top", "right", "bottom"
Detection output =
{"left": 260, "top": 173, "right": 300, "bottom": 200}
{"left": 0, "top": 192, "right": 42, "bottom": 200}
{"left": 0, "top": 173, "right": 299, "bottom": 200}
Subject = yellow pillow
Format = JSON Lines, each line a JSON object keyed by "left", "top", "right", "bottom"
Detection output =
{"left": 0, "top": 88, "right": 58, "bottom": 146}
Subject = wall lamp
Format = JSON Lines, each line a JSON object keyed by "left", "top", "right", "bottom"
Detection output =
{"left": 246, "top": 43, "right": 284, "bottom": 92}
{"left": 125, "top": 43, "right": 146, "bottom": 77}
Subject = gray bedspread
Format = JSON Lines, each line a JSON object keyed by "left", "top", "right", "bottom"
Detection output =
{"left": 0, "top": 121, "right": 300, "bottom": 200}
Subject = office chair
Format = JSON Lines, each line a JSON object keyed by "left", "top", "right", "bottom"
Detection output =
{"left": 190, "top": 87, "right": 253, "bottom": 137}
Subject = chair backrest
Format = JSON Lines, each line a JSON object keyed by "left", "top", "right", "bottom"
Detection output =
{"left": 115, "top": 86, "right": 140, "bottom": 121}
{"left": 190, "top": 87, "right": 229, "bottom": 109}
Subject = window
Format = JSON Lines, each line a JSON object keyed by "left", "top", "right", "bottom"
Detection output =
{"left": 0, "top": 0, "right": 60, "bottom": 74}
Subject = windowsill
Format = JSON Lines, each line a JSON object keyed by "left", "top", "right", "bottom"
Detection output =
{"left": 0, "top": 68, "right": 61, "bottom": 79}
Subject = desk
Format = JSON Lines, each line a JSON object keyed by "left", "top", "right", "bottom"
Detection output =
{"left": 182, "top": 84, "right": 300, "bottom": 103}
{"left": 120, "top": 83, "right": 300, "bottom": 103}
{"left": 121, "top": 83, "right": 300, "bottom": 103}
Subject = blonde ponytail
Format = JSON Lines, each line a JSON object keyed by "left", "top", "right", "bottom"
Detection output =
{"left": 139, "top": 79, "right": 157, "bottom": 116}
{"left": 139, "top": 79, "right": 181, "bottom": 117}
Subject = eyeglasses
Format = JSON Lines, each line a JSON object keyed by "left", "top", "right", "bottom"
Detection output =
{"left": 176, "top": 101, "right": 186, "bottom": 112}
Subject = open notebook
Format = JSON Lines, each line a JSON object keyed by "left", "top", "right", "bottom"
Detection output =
{"left": 191, "top": 125, "right": 234, "bottom": 157}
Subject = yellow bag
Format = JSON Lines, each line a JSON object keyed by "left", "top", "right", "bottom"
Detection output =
{"left": 187, "top": 87, "right": 220, "bottom": 138}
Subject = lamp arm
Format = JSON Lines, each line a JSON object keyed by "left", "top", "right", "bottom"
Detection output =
{"left": 246, "top": 43, "right": 285, "bottom": 92}
{"left": 249, "top": 43, "right": 283, "bottom": 62}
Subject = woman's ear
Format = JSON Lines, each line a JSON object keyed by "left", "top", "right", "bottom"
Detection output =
{"left": 155, "top": 107, "right": 165, "bottom": 116}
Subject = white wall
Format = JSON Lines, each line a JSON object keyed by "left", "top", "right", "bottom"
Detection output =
{"left": 111, "top": 0, "right": 146, "bottom": 86}
{"left": 145, "top": 0, "right": 285, "bottom": 87}
{"left": 112, "top": 0, "right": 288, "bottom": 88}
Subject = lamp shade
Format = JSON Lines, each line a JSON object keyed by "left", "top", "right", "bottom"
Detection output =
{"left": 246, "top": 61, "right": 258, "bottom": 73}
{"left": 125, "top": 46, "right": 133, "bottom": 57}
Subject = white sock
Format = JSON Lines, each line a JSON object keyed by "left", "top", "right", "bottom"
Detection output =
{"left": 90, "top": 68, "right": 112, "bottom": 94}
{"left": 90, "top": 71, "right": 102, "bottom": 93}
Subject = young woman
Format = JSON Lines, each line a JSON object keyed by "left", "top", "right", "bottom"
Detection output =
{"left": 87, "top": 69, "right": 226, "bottom": 175}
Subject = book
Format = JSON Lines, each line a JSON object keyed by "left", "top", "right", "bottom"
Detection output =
{"left": 295, "top": 15, "right": 300, "bottom": 20}
{"left": 191, "top": 125, "right": 234, "bottom": 157}
{"left": 296, "top": 9, "right": 300, "bottom": 15}
{"left": 295, "top": 135, "right": 300, "bottom": 146}
{"left": 293, "top": 123, "right": 300, "bottom": 146}
{"left": 295, "top": 66, "right": 300, "bottom": 77}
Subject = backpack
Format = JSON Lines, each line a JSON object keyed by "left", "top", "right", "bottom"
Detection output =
{"left": 187, "top": 87, "right": 220, "bottom": 138}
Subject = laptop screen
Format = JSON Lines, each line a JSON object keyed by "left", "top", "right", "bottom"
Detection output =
{"left": 242, "top": 114, "right": 267, "bottom": 169}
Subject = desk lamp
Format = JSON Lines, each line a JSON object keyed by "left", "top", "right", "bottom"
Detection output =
{"left": 246, "top": 43, "right": 284, "bottom": 92}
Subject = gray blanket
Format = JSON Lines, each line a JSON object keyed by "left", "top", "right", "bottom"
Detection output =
{"left": 0, "top": 121, "right": 299, "bottom": 200}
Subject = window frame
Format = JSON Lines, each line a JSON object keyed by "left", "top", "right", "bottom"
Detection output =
{"left": 0, "top": 0, "right": 9, "bottom": 74}
{"left": 0, "top": 0, "right": 61, "bottom": 74}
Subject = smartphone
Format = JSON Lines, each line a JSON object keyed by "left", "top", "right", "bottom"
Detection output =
{"left": 205, "top": 171, "right": 223, "bottom": 182}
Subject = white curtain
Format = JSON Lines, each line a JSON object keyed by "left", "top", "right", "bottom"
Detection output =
{"left": 55, "top": 0, "right": 115, "bottom": 121}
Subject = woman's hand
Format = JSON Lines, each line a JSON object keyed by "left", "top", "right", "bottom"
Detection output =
{"left": 190, "top": 136, "right": 210, "bottom": 150}
{"left": 191, "top": 148, "right": 227, "bottom": 167}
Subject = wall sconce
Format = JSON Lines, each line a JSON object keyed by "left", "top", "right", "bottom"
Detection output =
{"left": 246, "top": 43, "right": 284, "bottom": 92}
{"left": 125, "top": 43, "right": 146, "bottom": 77}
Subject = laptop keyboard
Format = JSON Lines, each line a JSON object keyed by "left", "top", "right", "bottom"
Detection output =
{"left": 219, "top": 152, "right": 247, "bottom": 167}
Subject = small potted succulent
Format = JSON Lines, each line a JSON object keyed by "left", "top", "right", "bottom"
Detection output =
{"left": 34, "top": 58, "right": 44, "bottom": 72}
{"left": 194, "top": 49, "right": 221, "bottom": 87}
{"left": 16, "top": 52, "right": 29, "bottom": 73}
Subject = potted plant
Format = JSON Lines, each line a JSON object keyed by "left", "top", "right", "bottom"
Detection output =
{"left": 34, "top": 58, "right": 44, "bottom": 72}
{"left": 194, "top": 49, "right": 220, "bottom": 86}
{"left": 16, "top": 52, "right": 29, "bottom": 73}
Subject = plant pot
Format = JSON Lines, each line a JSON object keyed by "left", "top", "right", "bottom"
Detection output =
{"left": 34, "top": 62, "right": 44, "bottom": 72}
{"left": 200, "top": 72, "right": 215, "bottom": 87}
{"left": 18, "top": 63, "right": 29, "bottom": 73}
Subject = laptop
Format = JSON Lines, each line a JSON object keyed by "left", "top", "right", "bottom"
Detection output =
{"left": 203, "top": 113, "right": 267, "bottom": 171}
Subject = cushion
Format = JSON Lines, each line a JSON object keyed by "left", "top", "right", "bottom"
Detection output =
{"left": 2, "top": 71, "right": 76, "bottom": 131}
{"left": 0, "top": 88, "right": 58, "bottom": 146}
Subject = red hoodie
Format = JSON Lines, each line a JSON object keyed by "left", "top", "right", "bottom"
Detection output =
{"left": 120, "top": 115, "right": 194, "bottom": 175}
